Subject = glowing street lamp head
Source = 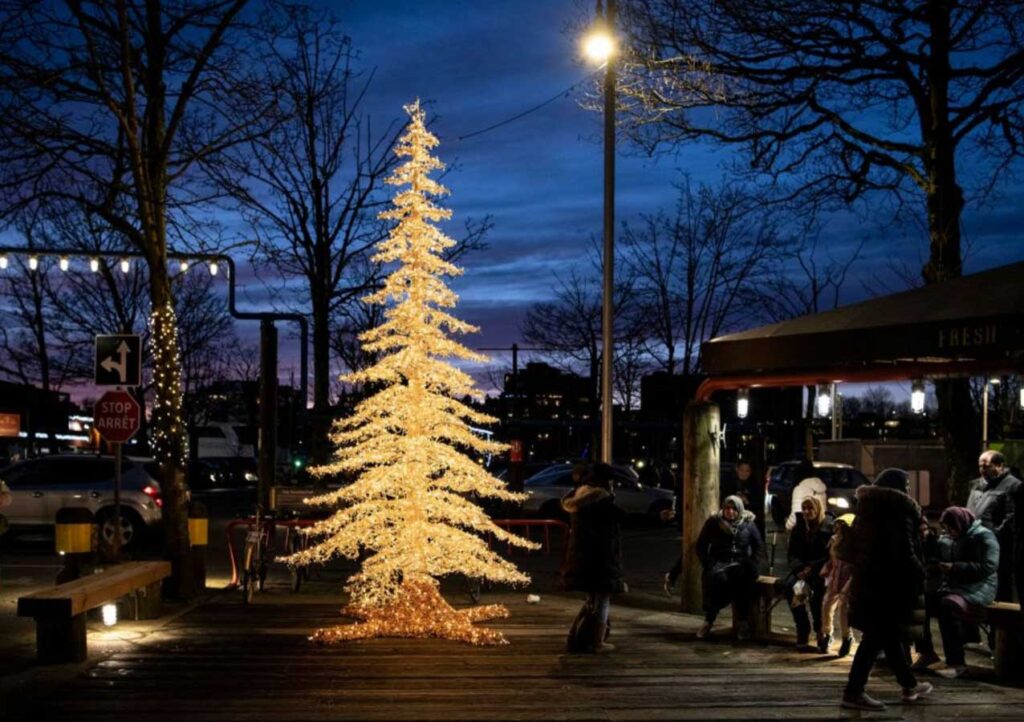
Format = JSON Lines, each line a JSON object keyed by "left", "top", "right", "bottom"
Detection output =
{"left": 209, "top": 261, "right": 219, "bottom": 276}
{"left": 59, "top": 256, "right": 70, "bottom": 271}
{"left": 736, "top": 388, "right": 749, "bottom": 419}
{"left": 90, "top": 257, "right": 100, "bottom": 272}
{"left": 911, "top": 379, "right": 926, "bottom": 414}
{"left": 28, "top": 255, "right": 39, "bottom": 271}
{"left": 179, "top": 259, "right": 189, "bottom": 273}
{"left": 0, "top": 255, "right": 7, "bottom": 270}
{"left": 816, "top": 386, "right": 832, "bottom": 417}
{"left": 583, "top": 26, "right": 615, "bottom": 64}
{"left": 120, "top": 258, "right": 130, "bottom": 274}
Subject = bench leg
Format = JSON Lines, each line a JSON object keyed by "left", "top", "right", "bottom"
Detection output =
{"left": 993, "top": 626, "right": 1022, "bottom": 681}
{"left": 35, "top": 614, "right": 86, "bottom": 664}
{"left": 136, "top": 580, "right": 163, "bottom": 620}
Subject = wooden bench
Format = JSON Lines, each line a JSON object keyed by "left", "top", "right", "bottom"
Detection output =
{"left": 982, "top": 601, "right": 1023, "bottom": 681}
{"left": 17, "top": 561, "right": 172, "bottom": 664}
{"left": 730, "top": 575, "right": 782, "bottom": 639}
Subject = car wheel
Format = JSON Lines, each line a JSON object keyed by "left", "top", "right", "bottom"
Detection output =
{"left": 539, "top": 500, "right": 568, "bottom": 522}
{"left": 97, "top": 509, "right": 144, "bottom": 549}
{"left": 648, "top": 499, "right": 672, "bottom": 518}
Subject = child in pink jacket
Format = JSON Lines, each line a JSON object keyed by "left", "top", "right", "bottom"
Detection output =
{"left": 820, "top": 514, "right": 856, "bottom": 657}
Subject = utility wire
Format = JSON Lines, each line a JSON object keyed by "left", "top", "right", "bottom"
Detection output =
{"left": 456, "top": 70, "right": 601, "bottom": 142}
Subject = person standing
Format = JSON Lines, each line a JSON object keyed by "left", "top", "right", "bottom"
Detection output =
{"left": 561, "top": 463, "right": 627, "bottom": 653}
{"left": 694, "top": 495, "right": 763, "bottom": 640}
{"left": 967, "top": 450, "right": 1021, "bottom": 601}
{"left": 785, "top": 496, "right": 832, "bottom": 650}
{"left": 840, "top": 468, "right": 932, "bottom": 712}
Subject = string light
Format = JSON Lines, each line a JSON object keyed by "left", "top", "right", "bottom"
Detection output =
{"left": 90, "top": 257, "right": 100, "bottom": 272}
{"left": 149, "top": 305, "right": 188, "bottom": 468}
{"left": 281, "top": 101, "right": 536, "bottom": 645}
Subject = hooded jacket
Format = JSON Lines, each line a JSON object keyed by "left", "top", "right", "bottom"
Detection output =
{"left": 941, "top": 519, "right": 1000, "bottom": 607}
{"left": 560, "top": 485, "right": 627, "bottom": 593}
{"left": 842, "top": 484, "right": 925, "bottom": 636}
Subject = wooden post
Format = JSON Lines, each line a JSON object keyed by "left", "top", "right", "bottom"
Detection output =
{"left": 681, "top": 401, "right": 720, "bottom": 614}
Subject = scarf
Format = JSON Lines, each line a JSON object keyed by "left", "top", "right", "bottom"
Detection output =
{"left": 718, "top": 494, "right": 746, "bottom": 533}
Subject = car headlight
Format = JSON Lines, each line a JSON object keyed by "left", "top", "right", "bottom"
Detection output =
{"left": 244, "top": 472, "right": 258, "bottom": 482}
{"left": 828, "top": 496, "right": 851, "bottom": 509}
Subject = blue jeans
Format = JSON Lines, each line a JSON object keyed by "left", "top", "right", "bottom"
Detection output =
{"left": 587, "top": 592, "right": 611, "bottom": 626}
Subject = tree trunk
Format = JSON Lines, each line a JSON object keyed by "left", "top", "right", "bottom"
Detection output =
{"left": 681, "top": 401, "right": 720, "bottom": 614}
{"left": 149, "top": 274, "right": 195, "bottom": 599}
{"left": 921, "top": 2, "right": 975, "bottom": 505}
{"left": 311, "top": 288, "right": 332, "bottom": 467}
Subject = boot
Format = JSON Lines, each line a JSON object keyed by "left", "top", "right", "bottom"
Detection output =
{"left": 838, "top": 636, "right": 853, "bottom": 658}
{"left": 594, "top": 623, "right": 615, "bottom": 653}
{"left": 818, "top": 634, "right": 832, "bottom": 653}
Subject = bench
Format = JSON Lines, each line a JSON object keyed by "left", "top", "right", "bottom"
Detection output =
{"left": 982, "top": 601, "right": 1023, "bottom": 681}
{"left": 17, "top": 561, "right": 172, "bottom": 664}
{"left": 730, "top": 575, "right": 782, "bottom": 639}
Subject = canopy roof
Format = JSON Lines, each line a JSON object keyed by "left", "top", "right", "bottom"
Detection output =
{"left": 700, "top": 262, "right": 1024, "bottom": 393}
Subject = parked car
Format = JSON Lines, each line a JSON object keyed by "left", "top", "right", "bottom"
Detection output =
{"left": 0, "top": 454, "right": 163, "bottom": 547}
{"left": 522, "top": 463, "right": 675, "bottom": 520}
{"left": 764, "top": 460, "right": 870, "bottom": 527}
{"left": 188, "top": 456, "right": 258, "bottom": 491}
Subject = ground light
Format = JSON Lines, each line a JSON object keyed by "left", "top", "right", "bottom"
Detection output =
{"left": 101, "top": 603, "right": 118, "bottom": 627}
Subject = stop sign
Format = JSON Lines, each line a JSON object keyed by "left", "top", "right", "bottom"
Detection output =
{"left": 94, "top": 390, "right": 141, "bottom": 444}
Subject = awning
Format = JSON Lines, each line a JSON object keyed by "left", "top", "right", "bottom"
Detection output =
{"left": 699, "top": 261, "right": 1024, "bottom": 398}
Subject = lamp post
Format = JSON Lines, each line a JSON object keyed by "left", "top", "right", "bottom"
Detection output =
{"left": 584, "top": 0, "right": 617, "bottom": 464}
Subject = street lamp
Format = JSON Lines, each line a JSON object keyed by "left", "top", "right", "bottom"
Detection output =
{"left": 911, "top": 379, "right": 926, "bottom": 414}
{"left": 736, "top": 388, "right": 749, "bottom": 419}
{"left": 583, "top": 0, "right": 617, "bottom": 463}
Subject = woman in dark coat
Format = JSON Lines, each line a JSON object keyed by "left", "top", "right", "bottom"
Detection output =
{"left": 786, "top": 495, "right": 832, "bottom": 650}
{"left": 694, "top": 494, "right": 763, "bottom": 640}
{"left": 840, "top": 468, "right": 931, "bottom": 712}
{"left": 561, "top": 463, "right": 626, "bottom": 653}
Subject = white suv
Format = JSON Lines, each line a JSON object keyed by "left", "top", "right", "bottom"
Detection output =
{"left": 0, "top": 454, "right": 163, "bottom": 547}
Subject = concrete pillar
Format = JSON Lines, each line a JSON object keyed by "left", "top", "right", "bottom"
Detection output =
{"left": 681, "top": 401, "right": 721, "bottom": 614}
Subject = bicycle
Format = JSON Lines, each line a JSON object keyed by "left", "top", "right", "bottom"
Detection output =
{"left": 241, "top": 507, "right": 275, "bottom": 604}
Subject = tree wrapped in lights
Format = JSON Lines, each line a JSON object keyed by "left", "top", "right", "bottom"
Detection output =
{"left": 284, "top": 101, "right": 536, "bottom": 645}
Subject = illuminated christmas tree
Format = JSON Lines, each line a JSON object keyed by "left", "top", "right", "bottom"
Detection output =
{"left": 283, "top": 100, "right": 536, "bottom": 645}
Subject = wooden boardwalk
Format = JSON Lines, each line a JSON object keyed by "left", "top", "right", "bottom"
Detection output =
{"left": 15, "top": 589, "right": 1024, "bottom": 721}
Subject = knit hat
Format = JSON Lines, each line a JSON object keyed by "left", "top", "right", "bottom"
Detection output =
{"left": 836, "top": 513, "right": 856, "bottom": 528}
{"left": 940, "top": 506, "right": 976, "bottom": 536}
{"left": 874, "top": 467, "right": 909, "bottom": 493}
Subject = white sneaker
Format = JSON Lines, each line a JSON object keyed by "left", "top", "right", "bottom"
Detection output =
{"left": 902, "top": 681, "right": 933, "bottom": 702}
{"left": 935, "top": 665, "right": 967, "bottom": 679}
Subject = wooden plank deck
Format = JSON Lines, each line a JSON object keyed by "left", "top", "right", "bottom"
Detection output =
{"left": 15, "top": 589, "right": 1024, "bottom": 721}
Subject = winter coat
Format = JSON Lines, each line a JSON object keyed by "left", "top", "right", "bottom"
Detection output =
{"left": 967, "top": 472, "right": 1021, "bottom": 542}
{"left": 561, "top": 485, "right": 627, "bottom": 593}
{"left": 821, "top": 536, "right": 854, "bottom": 595}
{"left": 941, "top": 520, "right": 1000, "bottom": 607}
{"left": 695, "top": 510, "right": 763, "bottom": 578}
{"left": 787, "top": 514, "right": 833, "bottom": 579}
{"left": 841, "top": 485, "right": 925, "bottom": 638}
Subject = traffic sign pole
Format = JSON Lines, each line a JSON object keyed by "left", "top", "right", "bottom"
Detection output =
{"left": 113, "top": 441, "right": 122, "bottom": 561}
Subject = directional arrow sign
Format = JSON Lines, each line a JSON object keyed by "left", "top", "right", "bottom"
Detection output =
{"left": 94, "top": 389, "right": 141, "bottom": 444}
{"left": 95, "top": 335, "right": 142, "bottom": 387}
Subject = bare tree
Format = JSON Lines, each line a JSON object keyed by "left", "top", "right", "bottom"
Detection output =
{"left": 0, "top": 0, "right": 264, "bottom": 594}
{"left": 759, "top": 236, "right": 864, "bottom": 322}
{"left": 619, "top": 0, "right": 1024, "bottom": 501}
{"left": 621, "top": 179, "right": 792, "bottom": 375}
{"left": 208, "top": 4, "right": 403, "bottom": 465}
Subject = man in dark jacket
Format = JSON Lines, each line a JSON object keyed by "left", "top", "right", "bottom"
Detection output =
{"left": 967, "top": 450, "right": 1021, "bottom": 601}
{"left": 841, "top": 468, "right": 932, "bottom": 712}
{"left": 561, "top": 463, "right": 627, "bottom": 653}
